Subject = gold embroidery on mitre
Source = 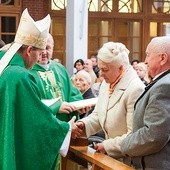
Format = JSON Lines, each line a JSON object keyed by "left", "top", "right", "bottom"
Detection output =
{"left": 15, "top": 33, "right": 46, "bottom": 49}
{"left": 20, "top": 16, "right": 27, "bottom": 23}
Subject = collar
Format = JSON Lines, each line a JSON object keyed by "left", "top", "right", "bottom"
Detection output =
{"left": 38, "top": 60, "right": 51, "bottom": 71}
{"left": 153, "top": 69, "right": 169, "bottom": 81}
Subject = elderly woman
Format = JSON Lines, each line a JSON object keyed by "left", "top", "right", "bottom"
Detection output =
{"left": 76, "top": 42, "right": 145, "bottom": 164}
{"left": 73, "top": 70, "right": 95, "bottom": 118}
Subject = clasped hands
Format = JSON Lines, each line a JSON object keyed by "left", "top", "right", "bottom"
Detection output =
{"left": 69, "top": 116, "right": 106, "bottom": 154}
{"left": 69, "top": 106, "right": 92, "bottom": 139}
{"left": 69, "top": 117, "right": 85, "bottom": 139}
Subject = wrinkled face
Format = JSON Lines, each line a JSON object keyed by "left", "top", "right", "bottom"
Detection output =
{"left": 98, "top": 59, "right": 121, "bottom": 84}
{"left": 38, "top": 37, "right": 54, "bottom": 65}
{"left": 73, "top": 74, "right": 91, "bottom": 93}
{"left": 145, "top": 43, "right": 162, "bottom": 78}
{"left": 75, "top": 62, "right": 84, "bottom": 72}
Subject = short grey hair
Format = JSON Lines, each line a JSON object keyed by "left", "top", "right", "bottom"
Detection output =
{"left": 97, "top": 42, "right": 130, "bottom": 69}
{"left": 75, "top": 70, "right": 92, "bottom": 84}
{"left": 149, "top": 36, "right": 170, "bottom": 56}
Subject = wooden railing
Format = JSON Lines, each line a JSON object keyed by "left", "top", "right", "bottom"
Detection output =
{"left": 61, "top": 138, "right": 135, "bottom": 170}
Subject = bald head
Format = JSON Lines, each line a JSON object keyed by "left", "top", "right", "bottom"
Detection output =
{"left": 145, "top": 36, "right": 170, "bottom": 78}
{"left": 148, "top": 36, "right": 170, "bottom": 56}
{"left": 84, "top": 59, "right": 93, "bottom": 72}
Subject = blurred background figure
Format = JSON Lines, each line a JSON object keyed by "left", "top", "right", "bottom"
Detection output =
{"left": 71, "top": 59, "right": 84, "bottom": 81}
{"left": 0, "top": 39, "right": 5, "bottom": 48}
{"left": 74, "top": 59, "right": 84, "bottom": 74}
{"left": 73, "top": 70, "right": 95, "bottom": 118}
{"left": 91, "top": 73, "right": 104, "bottom": 97}
{"left": 135, "top": 62, "right": 149, "bottom": 86}
{"left": 53, "top": 58, "right": 61, "bottom": 63}
{"left": 90, "top": 52, "right": 100, "bottom": 78}
{"left": 84, "top": 59, "right": 97, "bottom": 85}
{"left": 131, "top": 59, "right": 139, "bottom": 69}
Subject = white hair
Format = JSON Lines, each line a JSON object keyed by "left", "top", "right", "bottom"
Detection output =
{"left": 75, "top": 70, "right": 92, "bottom": 84}
{"left": 149, "top": 36, "right": 170, "bottom": 56}
{"left": 97, "top": 42, "right": 130, "bottom": 69}
{"left": 135, "top": 62, "right": 147, "bottom": 73}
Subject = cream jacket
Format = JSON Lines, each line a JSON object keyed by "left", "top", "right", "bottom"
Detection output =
{"left": 81, "top": 66, "right": 145, "bottom": 159}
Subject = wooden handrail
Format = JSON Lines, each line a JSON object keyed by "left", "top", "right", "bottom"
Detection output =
{"left": 61, "top": 138, "right": 135, "bottom": 170}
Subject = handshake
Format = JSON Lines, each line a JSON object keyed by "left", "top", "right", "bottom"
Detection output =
{"left": 69, "top": 116, "right": 106, "bottom": 154}
{"left": 69, "top": 116, "right": 85, "bottom": 139}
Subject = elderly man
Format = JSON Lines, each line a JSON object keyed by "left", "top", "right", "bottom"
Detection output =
{"left": 121, "top": 36, "right": 170, "bottom": 170}
{"left": 75, "top": 42, "right": 145, "bottom": 164}
{"left": 84, "top": 59, "right": 97, "bottom": 85}
{"left": 30, "top": 33, "right": 83, "bottom": 122}
{"left": 0, "top": 9, "right": 80, "bottom": 170}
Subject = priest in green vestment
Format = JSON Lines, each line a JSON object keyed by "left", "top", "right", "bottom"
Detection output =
{"left": 0, "top": 9, "right": 79, "bottom": 170}
{"left": 30, "top": 33, "right": 83, "bottom": 122}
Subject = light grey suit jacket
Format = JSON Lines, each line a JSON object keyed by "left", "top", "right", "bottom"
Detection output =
{"left": 121, "top": 71, "right": 170, "bottom": 170}
{"left": 81, "top": 66, "right": 145, "bottom": 159}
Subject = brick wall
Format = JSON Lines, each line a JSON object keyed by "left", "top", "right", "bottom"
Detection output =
{"left": 22, "top": 0, "right": 49, "bottom": 20}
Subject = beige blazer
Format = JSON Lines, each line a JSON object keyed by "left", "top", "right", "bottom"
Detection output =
{"left": 81, "top": 66, "right": 145, "bottom": 159}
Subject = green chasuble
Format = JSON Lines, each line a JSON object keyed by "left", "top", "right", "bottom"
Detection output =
{"left": 0, "top": 52, "right": 70, "bottom": 170}
{"left": 30, "top": 60, "right": 83, "bottom": 122}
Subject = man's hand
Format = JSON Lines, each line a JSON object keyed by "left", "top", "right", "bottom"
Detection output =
{"left": 59, "top": 102, "right": 76, "bottom": 114}
{"left": 69, "top": 117, "right": 84, "bottom": 139}
{"left": 76, "top": 121, "right": 85, "bottom": 130}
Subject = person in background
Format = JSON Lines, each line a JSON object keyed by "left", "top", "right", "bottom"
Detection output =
{"left": 30, "top": 33, "right": 83, "bottom": 122}
{"left": 0, "top": 39, "right": 5, "bottom": 48}
{"left": 91, "top": 72, "right": 104, "bottom": 97}
{"left": 71, "top": 59, "right": 85, "bottom": 81}
{"left": 131, "top": 59, "right": 139, "bottom": 69}
{"left": 73, "top": 69, "right": 105, "bottom": 147}
{"left": 53, "top": 58, "right": 61, "bottom": 63}
{"left": 121, "top": 36, "right": 170, "bottom": 170}
{"left": 75, "top": 42, "right": 145, "bottom": 165}
{"left": 90, "top": 52, "right": 100, "bottom": 78}
{"left": 0, "top": 9, "right": 80, "bottom": 170}
{"left": 135, "top": 62, "right": 149, "bottom": 86}
{"left": 74, "top": 59, "right": 84, "bottom": 74}
{"left": 84, "top": 58, "right": 97, "bottom": 85}
{"left": 73, "top": 70, "right": 95, "bottom": 118}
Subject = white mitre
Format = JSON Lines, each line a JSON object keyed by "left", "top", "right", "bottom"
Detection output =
{"left": 0, "top": 8, "right": 51, "bottom": 74}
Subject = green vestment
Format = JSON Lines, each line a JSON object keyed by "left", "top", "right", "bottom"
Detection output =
{"left": 31, "top": 60, "right": 83, "bottom": 122}
{"left": 0, "top": 52, "right": 69, "bottom": 170}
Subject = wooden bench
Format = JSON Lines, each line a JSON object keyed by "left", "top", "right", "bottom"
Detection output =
{"left": 61, "top": 138, "right": 135, "bottom": 170}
